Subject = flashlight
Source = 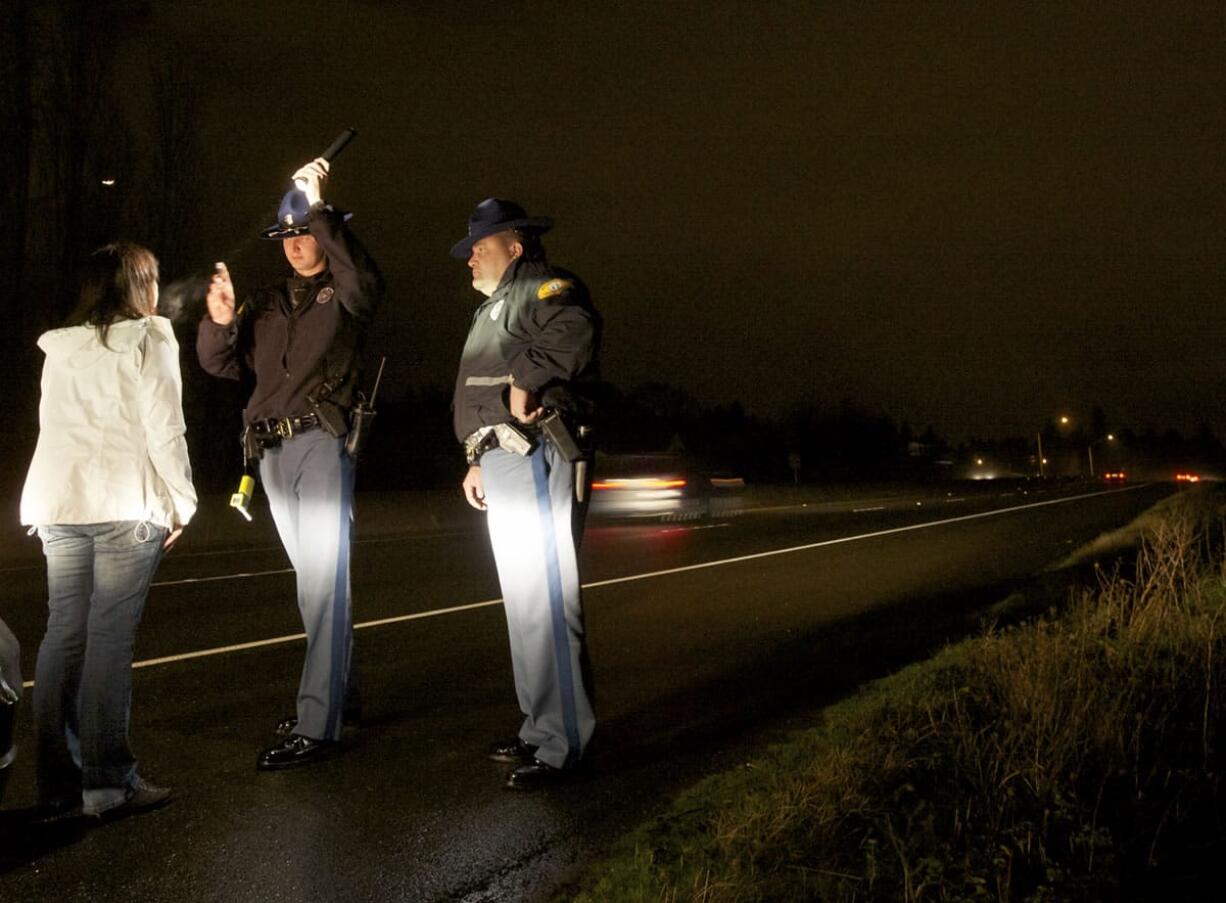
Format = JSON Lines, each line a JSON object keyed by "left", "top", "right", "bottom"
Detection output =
{"left": 294, "top": 128, "right": 357, "bottom": 190}
{"left": 229, "top": 474, "right": 255, "bottom": 521}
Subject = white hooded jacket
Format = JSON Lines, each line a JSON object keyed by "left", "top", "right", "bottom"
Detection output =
{"left": 20, "top": 316, "right": 197, "bottom": 529}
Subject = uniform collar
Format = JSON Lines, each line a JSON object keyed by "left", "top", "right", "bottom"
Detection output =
{"left": 495, "top": 256, "right": 548, "bottom": 293}
{"left": 285, "top": 270, "right": 328, "bottom": 311}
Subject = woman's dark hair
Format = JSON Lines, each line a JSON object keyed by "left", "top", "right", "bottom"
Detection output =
{"left": 68, "top": 241, "right": 159, "bottom": 347}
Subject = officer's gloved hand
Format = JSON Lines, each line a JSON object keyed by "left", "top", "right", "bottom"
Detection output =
{"left": 292, "top": 157, "right": 329, "bottom": 208}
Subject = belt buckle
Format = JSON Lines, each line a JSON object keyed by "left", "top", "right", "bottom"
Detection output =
{"left": 277, "top": 417, "right": 294, "bottom": 439}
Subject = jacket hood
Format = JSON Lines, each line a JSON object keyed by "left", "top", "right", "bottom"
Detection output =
{"left": 37, "top": 317, "right": 172, "bottom": 368}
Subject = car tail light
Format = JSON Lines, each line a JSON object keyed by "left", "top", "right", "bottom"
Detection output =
{"left": 592, "top": 478, "right": 687, "bottom": 491}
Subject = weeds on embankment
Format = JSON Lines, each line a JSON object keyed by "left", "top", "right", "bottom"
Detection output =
{"left": 573, "top": 489, "right": 1226, "bottom": 901}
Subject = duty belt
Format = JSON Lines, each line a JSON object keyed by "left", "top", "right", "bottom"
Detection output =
{"left": 251, "top": 413, "right": 320, "bottom": 441}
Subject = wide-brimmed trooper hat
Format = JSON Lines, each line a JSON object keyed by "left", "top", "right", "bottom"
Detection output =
{"left": 449, "top": 198, "right": 552, "bottom": 259}
{"left": 260, "top": 188, "right": 352, "bottom": 240}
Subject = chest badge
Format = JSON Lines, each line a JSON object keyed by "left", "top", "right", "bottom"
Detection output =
{"left": 489, "top": 298, "right": 505, "bottom": 321}
{"left": 315, "top": 286, "right": 335, "bottom": 305}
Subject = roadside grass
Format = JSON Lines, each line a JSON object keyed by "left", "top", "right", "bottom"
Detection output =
{"left": 571, "top": 488, "right": 1226, "bottom": 901}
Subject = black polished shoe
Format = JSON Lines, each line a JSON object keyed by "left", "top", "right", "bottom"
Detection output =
{"left": 257, "top": 734, "right": 337, "bottom": 771}
{"left": 487, "top": 737, "right": 537, "bottom": 764}
{"left": 274, "top": 703, "right": 362, "bottom": 738}
{"left": 505, "top": 758, "right": 582, "bottom": 790}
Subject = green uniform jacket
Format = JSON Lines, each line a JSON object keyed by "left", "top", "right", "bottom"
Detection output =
{"left": 452, "top": 257, "right": 600, "bottom": 444}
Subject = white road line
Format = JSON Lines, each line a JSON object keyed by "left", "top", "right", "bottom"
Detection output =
{"left": 19, "top": 485, "right": 1146, "bottom": 687}
{"left": 152, "top": 568, "right": 294, "bottom": 587}
{"left": 580, "top": 486, "right": 1144, "bottom": 589}
{"left": 656, "top": 523, "right": 731, "bottom": 535}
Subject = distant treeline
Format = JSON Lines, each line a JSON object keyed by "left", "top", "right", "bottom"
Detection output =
{"left": 338, "top": 382, "right": 1226, "bottom": 492}
{"left": 7, "top": 355, "right": 1223, "bottom": 500}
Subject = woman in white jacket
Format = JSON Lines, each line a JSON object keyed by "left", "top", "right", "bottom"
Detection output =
{"left": 20, "top": 241, "right": 196, "bottom": 821}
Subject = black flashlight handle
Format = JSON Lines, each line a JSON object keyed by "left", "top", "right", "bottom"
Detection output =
{"left": 320, "top": 128, "right": 357, "bottom": 163}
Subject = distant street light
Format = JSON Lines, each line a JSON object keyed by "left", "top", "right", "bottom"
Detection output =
{"left": 1087, "top": 433, "right": 1115, "bottom": 479}
{"left": 1037, "top": 415, "right": 1073, "bottom": 479}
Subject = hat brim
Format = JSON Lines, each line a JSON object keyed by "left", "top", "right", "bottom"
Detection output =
{"left": 260, "top": 211, "right": 353, "bottom": 241}
{"left": 449, "top": 217, "right": 552, "bottom": 259}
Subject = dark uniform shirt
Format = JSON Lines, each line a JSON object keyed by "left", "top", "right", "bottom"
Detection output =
{"left": 452, "top": 257, "right": 600, "bottom": 444}
{"left": 197, "top": 206, "right": 384, "bottom": 427}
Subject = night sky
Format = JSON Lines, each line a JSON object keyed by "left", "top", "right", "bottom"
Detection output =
{"left": 123, "top": 1, "right": 1223, "bottom": 441}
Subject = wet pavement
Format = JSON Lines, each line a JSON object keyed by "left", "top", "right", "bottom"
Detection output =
{"left": 0, "top": 482, "right": 1171, "bottom": 900}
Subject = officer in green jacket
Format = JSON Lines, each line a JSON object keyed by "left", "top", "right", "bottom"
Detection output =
{"left": 451, "top": 198, "right": 601, "bottom": 789}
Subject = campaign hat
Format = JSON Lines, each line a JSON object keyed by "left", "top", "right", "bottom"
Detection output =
{"left": 449, "top": 198, "right": 552, "bottom": 259}
{"left": 260, "top": 189, "right": 352, "bottom": 240}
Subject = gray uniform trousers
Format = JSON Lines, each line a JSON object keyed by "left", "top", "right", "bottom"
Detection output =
{"left": 259, "top": 429, "right": 355, "bottom": 741}
{"left": 480, "top": 442, "right": 595, "bottom": 769}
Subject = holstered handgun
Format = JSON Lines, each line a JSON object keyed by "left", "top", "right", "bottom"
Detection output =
{"left": 539, "top": 410, "right": 594, "bottom": 503}
{"left": 241, "top": 424, "right": 265, "bottom": 463}
{"left": 307, "top": 392, "right": 349, "bottom": 438}
{"left": 538, "top": 410, "right": 583, "bottom": 463}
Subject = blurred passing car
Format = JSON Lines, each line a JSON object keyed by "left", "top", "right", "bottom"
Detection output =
{"left": 1102, "top": 471, "right": 1127, "bottom": 482}
{"left": 1175, "top": 472, "right": 1201, "bottom": 483}
{"left": 589, "top": 453, "right": 743, "bottom": 521}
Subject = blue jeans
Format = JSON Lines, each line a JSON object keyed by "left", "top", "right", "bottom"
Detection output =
{"left": 33, "top": 521, "right": 167, "bottom": 815}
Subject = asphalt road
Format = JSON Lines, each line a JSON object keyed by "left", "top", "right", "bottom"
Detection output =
{"left": 0, "top": 481, "right": 1172, "bottom": 901}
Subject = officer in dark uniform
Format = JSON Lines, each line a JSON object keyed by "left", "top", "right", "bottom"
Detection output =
{"left": 197, "top": 158, "right": 383, "bottom": 769}
{"left": 451, "top": 198, "right": 601, "bottom": 789}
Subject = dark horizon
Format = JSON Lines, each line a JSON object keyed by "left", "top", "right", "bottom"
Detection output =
{"left": 3, "top": 0, "right": 1223, "bottom": 446}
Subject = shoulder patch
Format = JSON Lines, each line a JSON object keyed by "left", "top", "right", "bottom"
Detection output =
{"left": 536, "top": 278, "right": 573, "bottom": 300}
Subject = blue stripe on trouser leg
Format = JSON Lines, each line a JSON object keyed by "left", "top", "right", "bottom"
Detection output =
{"left": 261, "top": 431, "right": 353, "bottom": 741}
{"left": 481, "top": 446, "right": 595, "bottom": 769}
{"left": 325, "top": 449, "right": 355, "bottom": 738}
{"left": 530, "top": 445, "right": 582, "bottom": 765}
